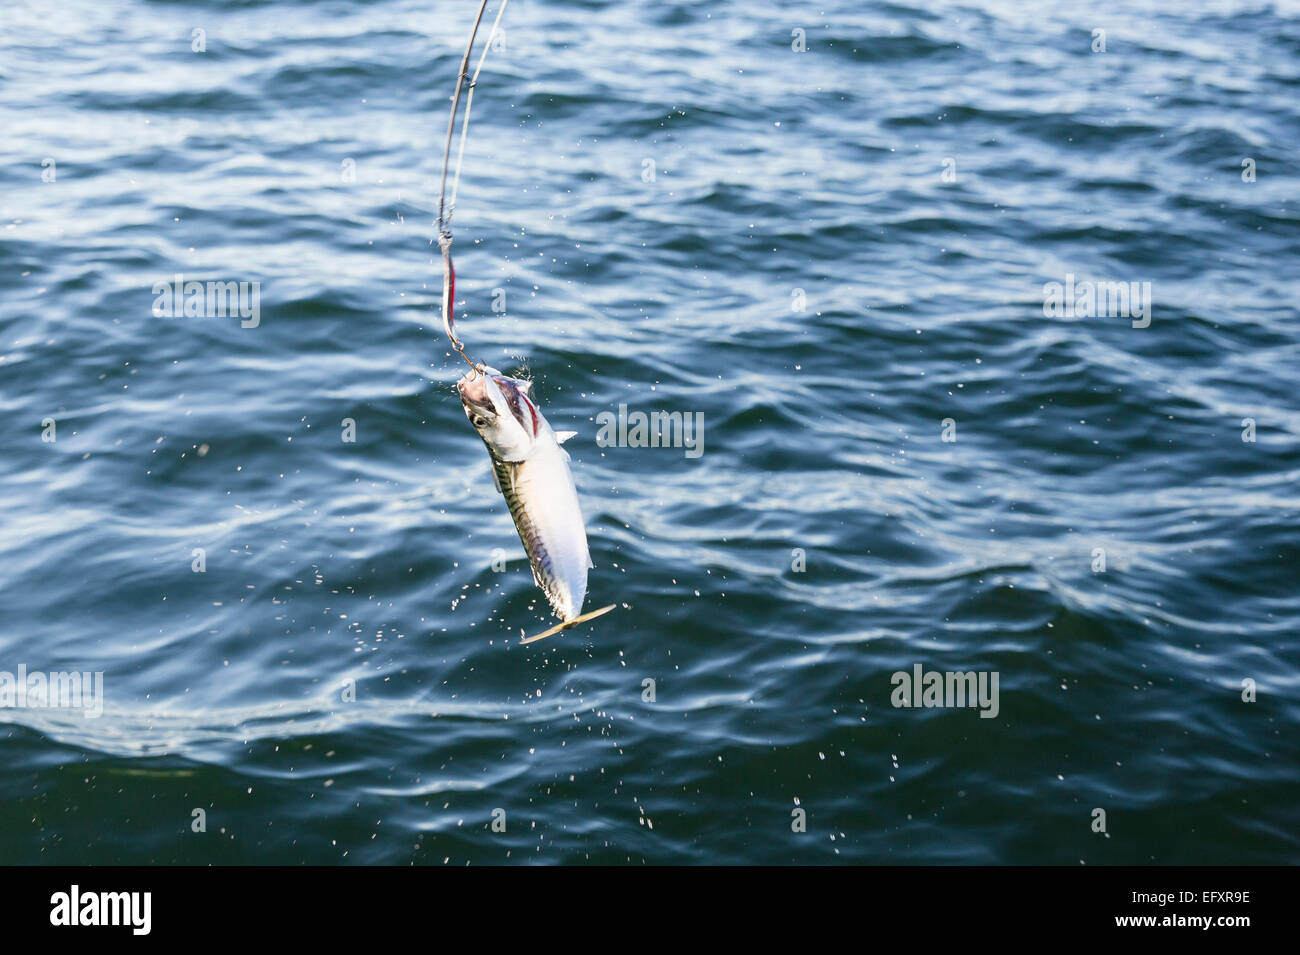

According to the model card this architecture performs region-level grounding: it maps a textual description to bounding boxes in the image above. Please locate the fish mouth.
[457,373,497,417]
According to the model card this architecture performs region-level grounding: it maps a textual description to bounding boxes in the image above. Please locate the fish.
[457,364,614,642]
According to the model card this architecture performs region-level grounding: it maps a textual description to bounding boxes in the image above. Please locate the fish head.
[457,364,541,461]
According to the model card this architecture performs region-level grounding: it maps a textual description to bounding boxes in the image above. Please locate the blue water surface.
[0,0,1297,864]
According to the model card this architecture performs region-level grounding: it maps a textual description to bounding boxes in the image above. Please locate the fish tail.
[519,604,616,646]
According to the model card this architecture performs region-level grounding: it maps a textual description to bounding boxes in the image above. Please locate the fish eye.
[472,414,488,428]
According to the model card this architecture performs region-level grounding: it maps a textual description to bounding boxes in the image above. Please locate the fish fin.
[519,604,617,646]
[554,430,577,445]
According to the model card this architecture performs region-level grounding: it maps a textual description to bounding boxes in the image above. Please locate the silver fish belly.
[489,432,592,621]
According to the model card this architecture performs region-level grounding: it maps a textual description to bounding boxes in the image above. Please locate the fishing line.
[436,0,488,238]
[450,0,509,219]
[436,0,509,374]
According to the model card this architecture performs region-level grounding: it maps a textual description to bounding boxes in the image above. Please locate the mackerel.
[458,365,613,640]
